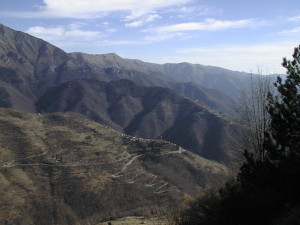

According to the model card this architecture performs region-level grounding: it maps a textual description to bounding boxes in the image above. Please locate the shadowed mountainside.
[0,23,241,163]
[35,79,239,162]
[0,108,230,225]
[168,82,238,116]
[0,23,238,116]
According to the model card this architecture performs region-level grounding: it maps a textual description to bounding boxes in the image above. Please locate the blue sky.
[0,0,299,73]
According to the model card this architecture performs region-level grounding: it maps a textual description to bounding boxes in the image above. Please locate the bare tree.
[238,67,275,161]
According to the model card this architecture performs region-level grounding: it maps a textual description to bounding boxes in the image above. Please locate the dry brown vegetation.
[0,108,230,225]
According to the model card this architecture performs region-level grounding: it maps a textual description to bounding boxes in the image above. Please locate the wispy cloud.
[289,15,300,21]
[179,43,295,54]
[279,27,300,34]
[26,25,102,42]
[25,24,148,52]
[140,18,266,42]
[95,40,146,46]
[8,0,190,19]
[176,5,222,18]
[125,14,161,28]
[144,32,185,41]
[155,18,259,32]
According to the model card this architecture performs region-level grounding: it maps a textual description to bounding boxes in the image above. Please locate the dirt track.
[98,216,168,225]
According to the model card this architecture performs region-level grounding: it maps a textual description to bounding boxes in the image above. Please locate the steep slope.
[0,24,170,114]
[0,108,230,225]
[36,79,238,162]
[168,82,238,116]
[0,23,71,112]
[0,66,38,112]
[0,24,171,88]
[0,23,239,117]
[0,23,69,84]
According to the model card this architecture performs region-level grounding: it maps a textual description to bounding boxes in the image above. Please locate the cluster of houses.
[121,134,179,152]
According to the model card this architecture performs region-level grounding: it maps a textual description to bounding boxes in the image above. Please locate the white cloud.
[124,10,152,21]
[27,26,64,37]
[179,43,295,55]
[279,27,300,34]
[144,32,184,41]
[26,25,102,42]
[288,27,300,33]
[99,22,117,32]
[156,18,256,32]
[289,15,300,21]
[125,14,161,27]
[95,40,145,46]
[68,22,85,30]
[25,25,147,52]
[126,21,144,28]
[141,18,259,42]
[157,42,299,74]
[107,28,118,33]
[177,5,222,18]
[145,14,161,22]
[17,0,190,18]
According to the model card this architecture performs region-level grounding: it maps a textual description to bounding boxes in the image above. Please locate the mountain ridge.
[1,23,247,99]
[0,23,239,116]
[69,51,249,99]
[0,23,241,163]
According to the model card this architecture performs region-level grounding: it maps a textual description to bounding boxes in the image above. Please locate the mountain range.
[0,23,244,114]
[0,23,250,224]
[0,23,244,163]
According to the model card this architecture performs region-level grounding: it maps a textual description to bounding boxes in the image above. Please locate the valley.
[0,23,248,224]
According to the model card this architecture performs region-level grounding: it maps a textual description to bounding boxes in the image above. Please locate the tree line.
[174,45,300,225]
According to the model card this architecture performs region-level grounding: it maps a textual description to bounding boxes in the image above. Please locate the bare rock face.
[0,108,230,225]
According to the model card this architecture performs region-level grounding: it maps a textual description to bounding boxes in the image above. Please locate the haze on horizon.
[0,0,299,74]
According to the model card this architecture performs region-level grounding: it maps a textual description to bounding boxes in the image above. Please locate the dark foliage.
[176,45,300,225]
